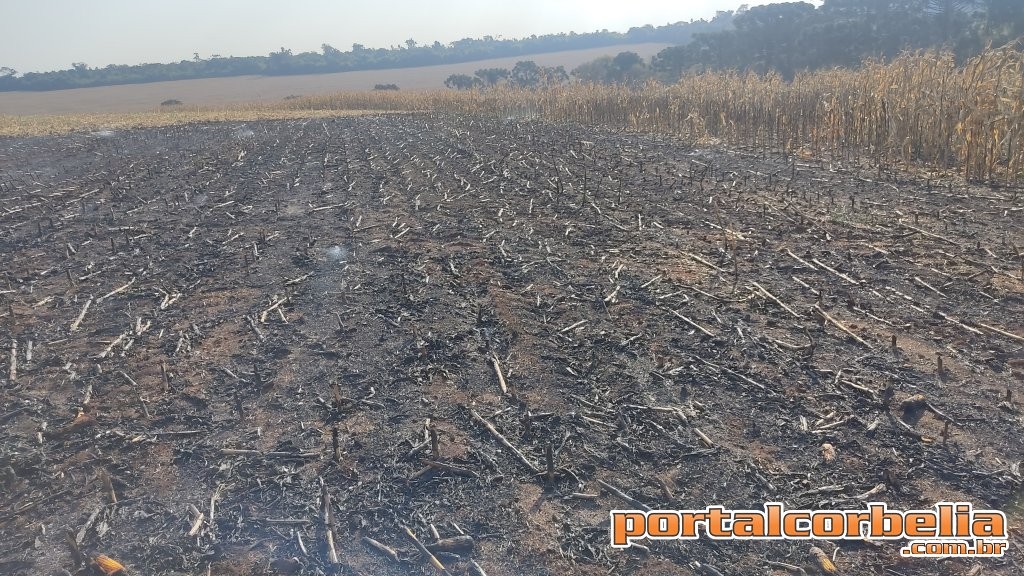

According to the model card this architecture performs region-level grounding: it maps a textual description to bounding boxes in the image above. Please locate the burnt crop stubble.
[0,113,1022,575]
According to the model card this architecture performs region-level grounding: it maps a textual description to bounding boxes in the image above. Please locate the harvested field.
[0,113,1023,576]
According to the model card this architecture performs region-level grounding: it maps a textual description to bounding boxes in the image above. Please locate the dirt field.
[0,44,670,116]
[0,113,1022,576]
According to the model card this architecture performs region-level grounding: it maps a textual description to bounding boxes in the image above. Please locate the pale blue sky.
[0,1,792,74]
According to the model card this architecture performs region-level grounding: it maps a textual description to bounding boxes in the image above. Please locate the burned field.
[0,113,1023,576]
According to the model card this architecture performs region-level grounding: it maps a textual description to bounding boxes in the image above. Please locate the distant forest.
[0,18,729,92]
[1,0,1021,92]
[650,0,1023,80]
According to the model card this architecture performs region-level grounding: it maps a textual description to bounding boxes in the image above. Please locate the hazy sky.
[2,1,792,74]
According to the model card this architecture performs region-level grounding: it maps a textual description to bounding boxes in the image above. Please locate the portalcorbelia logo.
[610,502,1008,558]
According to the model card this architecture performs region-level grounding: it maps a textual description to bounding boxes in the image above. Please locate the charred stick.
[332,427,341,463]
[751,281,800,318]
[160,361,169,391]
[427,535,475,554]
[913,276,946,298]
[101,470,117,504]
[70,298,93,332]
[684,251,726,273]
[8,339,16,383]
[429,425,440,459]
[96,277,136,303]
[596,479,652,512]
[559,319,588,334]
[887,411,932,443]
[934,310,983,335]
[692,356,767,391]
[362,536,400,562]
[424,460,479,478]
[469,559,489,576]
[259,297,286,323]
[187,503,204,537]
[321,481,339,564]
[975,321,1024,343]
[811,258,858,285]
[468,407,541,474]
[545,442,555,484]
[813,305,873,349]
[669,310,716,338]
[404,526,447,573]
[65,530,85,567]
[764,560,806,574]
[693,427,715,448]
[899,221,956,245]
[491,353,509,395]
[97,332,128,359]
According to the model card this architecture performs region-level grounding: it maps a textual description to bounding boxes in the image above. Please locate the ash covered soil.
[0,114,1022,576]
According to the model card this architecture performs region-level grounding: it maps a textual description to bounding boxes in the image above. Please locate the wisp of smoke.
[326,245,347,264]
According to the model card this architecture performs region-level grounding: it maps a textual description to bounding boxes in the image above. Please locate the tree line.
[539,0,1022,87]
[444,53,648,89]
[445,62,570,90]
[0,18,730,92]
[650,0,1024,81]
[428,0,1024,91]
[4,1,1019,92]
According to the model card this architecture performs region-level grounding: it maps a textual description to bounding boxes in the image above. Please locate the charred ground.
[0,114,1022,576]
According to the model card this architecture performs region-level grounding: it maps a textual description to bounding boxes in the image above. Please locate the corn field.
[284,44,1024,183]
[2,45,1020,182]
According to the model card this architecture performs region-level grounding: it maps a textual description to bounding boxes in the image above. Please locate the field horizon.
[0,43,669,116]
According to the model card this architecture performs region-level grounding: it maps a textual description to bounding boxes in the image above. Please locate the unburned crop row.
[284,44,1024,183]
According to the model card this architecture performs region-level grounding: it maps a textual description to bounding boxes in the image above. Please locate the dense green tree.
[444,74,480,90]
[573,51,651,85]
[474,67,509,86]
[653,0,1018,82]
[612,51,643,71]
[541,65,569,85]
[510,61,543,87]
[572,56,616,83]
[0,67,16,90]
[731,2,817,76]
[982,0,1024,41]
